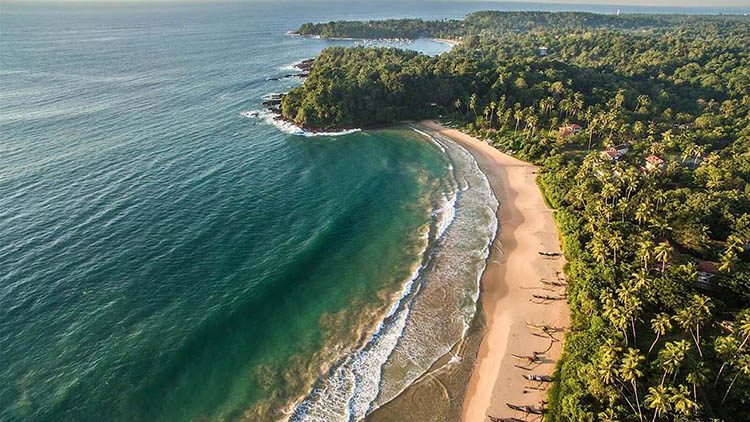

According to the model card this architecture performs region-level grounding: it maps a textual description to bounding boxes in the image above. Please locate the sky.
[508,0,749,7]
[3,0,748,7]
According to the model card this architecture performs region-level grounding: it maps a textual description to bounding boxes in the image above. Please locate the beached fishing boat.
[523,374,553,382]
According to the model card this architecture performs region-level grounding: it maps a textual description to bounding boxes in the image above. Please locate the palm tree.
[497,95,506,117]
[653,190,667,212]
[715,311,750,384]
[592,236,609,264]
[681,144,695,166]
[722,354,750,403]
[619,348,645,422]
[645,385,671,422]
[692,295,713,357]
[686,362,709,400]
[693,145,706,167]
[489,101,497,129]
[609,232,625,264]
[469,93,478,120]
[658,340,690,386]
[633,121,645,136]
[597,339,641,413]
[454,98,462,115]
[598,408,620,422]
[601,181,619,207]
[670,384,699,416]
[635,94,650,113]
[650,218,672,237]
[559,98,570,119]
[733,310,750,354]
[503,108,512,129]
[623,170,639,200]
[598,345,620,386]
[681,144,705,168]
[676,296,712,358]
[718,248,738,273]
[675,308,701,358]
[525,114,538,139]
[573,92,584,118]
[602,290,630,345]
[654,242,671,272]
[587,115,598,150]
[637,239,655,270]
[714,335,741,386]
[649,313,673,355]
[620,285,643,342]
[514,109,523,133]
[635,203,651,227]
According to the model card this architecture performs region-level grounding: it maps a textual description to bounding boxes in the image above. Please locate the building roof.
[602,150,619,160]
[646,155,665,165]
[559,124,582,137]
[611,144,629,152]
[696,259,719,274]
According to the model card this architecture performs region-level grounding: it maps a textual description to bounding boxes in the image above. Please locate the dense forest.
[283,11,750,422]
[295,11,750,40]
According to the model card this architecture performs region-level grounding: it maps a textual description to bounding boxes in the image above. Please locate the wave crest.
[241,110,361,137]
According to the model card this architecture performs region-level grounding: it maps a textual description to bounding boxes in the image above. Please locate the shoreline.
[431,37,460,47]
[417,121,569,422]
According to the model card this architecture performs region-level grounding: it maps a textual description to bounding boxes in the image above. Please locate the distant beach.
[431,38,460,47]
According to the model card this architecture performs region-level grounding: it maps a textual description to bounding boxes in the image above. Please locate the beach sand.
[431,38,460,47]
[418,121,569,422]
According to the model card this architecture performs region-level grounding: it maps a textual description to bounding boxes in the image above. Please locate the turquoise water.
[0,3,463,421]
[2,2,743,422]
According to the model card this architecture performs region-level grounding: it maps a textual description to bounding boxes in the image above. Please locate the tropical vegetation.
[284,11,750,422]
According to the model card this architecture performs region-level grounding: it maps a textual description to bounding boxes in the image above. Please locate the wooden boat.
[506,403,544,415]
[526,322,553,331]
[540,279,567,287]
[523,374,553,382]
[488,417,525,422]
[532,294,566,301]
[512,353,541,363]
[538,251,561,257]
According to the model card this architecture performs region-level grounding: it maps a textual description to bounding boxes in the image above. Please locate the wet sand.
[418,121,569,422]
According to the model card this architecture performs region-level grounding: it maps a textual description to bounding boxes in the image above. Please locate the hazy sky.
[5,0,749,7]
[508,0,749,7]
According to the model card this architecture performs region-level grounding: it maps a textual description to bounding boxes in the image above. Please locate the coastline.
[417,121,569,422]
[431,37,460,47]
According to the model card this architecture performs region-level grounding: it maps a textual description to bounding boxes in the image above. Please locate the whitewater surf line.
[241,110,362,137]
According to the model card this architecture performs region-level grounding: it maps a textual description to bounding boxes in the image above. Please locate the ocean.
[1,2,745,422]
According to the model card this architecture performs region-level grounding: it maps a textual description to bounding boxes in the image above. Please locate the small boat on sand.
[506,403,544,415]
[523,374,553,382]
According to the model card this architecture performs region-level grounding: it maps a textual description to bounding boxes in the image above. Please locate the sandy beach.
[431,38,460,47]
[418,121,569,422]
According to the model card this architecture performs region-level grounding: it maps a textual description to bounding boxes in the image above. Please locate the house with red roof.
[645,155,666,171]
[558,124,582,138]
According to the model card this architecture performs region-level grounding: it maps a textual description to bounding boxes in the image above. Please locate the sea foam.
[241,110,361,137]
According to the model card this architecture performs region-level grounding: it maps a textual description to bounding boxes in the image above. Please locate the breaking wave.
[279,60,308,71]
[240,110,361,137]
